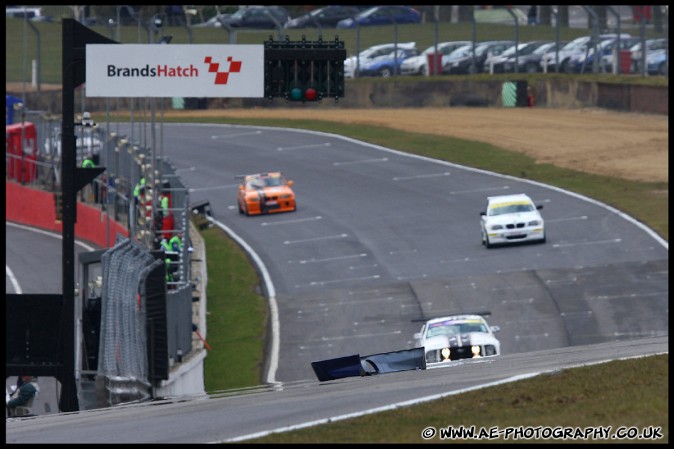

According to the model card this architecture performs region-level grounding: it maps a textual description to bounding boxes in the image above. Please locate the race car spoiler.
[411,310,492,323]
[311,347,426,382]
[235,172,282,180]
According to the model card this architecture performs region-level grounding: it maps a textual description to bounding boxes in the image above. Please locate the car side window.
[393,6,407,18]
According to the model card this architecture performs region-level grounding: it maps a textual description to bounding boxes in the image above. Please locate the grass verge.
[199,225,267,392]
[246,355,669,443]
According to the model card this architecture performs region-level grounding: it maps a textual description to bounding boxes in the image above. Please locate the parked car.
[643,49,668,76]
[444,41,514,75]
[598,37,643,73]
[541,38,587,73]
[524,41,568,73]
[541,34,631,73]
[630,38,667,72]
[6,6,55,23]
[480,193,545,249]
[485,40,550,73]
[336,5,421,29]
[569,37,640,73]
[236,172,296,216]
[214,6,290,29]
[357,46,419,77]
[414,313,501,364]
[344,42,416,78]
[284,5,364,29]
[400,41,470,76]
[440,44,472,74]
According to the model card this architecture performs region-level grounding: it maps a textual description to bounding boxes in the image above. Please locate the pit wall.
[6,180,206,400]
[5,181,129,246]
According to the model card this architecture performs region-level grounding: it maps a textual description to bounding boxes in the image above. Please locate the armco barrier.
[6,181,129,247]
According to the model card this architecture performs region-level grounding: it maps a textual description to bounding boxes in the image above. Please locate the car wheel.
[483,232,493,249]
[525,62,538,73]
[561,59,573,74]
[378,67,392,78]
[421,64,429,76]
[238,202,244,215]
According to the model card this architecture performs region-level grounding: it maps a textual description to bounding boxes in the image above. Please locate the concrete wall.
[5,181,129,247]
[10,79,668,115]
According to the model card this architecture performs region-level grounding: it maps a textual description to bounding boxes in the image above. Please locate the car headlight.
[280,194,293,199]
[440,347,451,361]
[489,224,503,231]
[471,345,481,357]
[527,220,541,226]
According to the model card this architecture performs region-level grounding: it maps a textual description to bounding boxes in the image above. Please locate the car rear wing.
[411,310,492,323]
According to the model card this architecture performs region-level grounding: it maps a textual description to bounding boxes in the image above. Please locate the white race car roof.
[425,314,488,326]
[486,193,533,205]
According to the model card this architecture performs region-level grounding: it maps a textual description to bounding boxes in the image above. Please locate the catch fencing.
[6,110,197,404]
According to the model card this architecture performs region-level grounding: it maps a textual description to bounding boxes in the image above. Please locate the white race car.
[480,193,545,248]
[414,313,501,364]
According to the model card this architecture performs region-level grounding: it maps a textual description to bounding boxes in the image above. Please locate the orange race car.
[236,172,296,216]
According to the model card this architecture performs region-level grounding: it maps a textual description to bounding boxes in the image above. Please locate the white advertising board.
[85,44,264,98]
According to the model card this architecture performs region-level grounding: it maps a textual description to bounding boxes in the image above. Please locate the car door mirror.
[287,180,294,187]
[490,325,500,333]
[413,332,422,340]
[536,205,543,210]
[480,211,486,216]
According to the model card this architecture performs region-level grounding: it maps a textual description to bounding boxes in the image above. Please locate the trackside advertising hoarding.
[85,44,264,98]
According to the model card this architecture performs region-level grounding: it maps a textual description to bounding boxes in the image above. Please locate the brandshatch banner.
[86,44,264,98]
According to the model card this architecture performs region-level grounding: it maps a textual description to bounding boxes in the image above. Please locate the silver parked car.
[400,41,471,76]
[344,42,416,78]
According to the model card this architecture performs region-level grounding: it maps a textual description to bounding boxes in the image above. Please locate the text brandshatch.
[107,64,199,77]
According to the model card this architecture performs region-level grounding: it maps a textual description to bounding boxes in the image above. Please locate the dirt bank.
[160,107,669,184]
